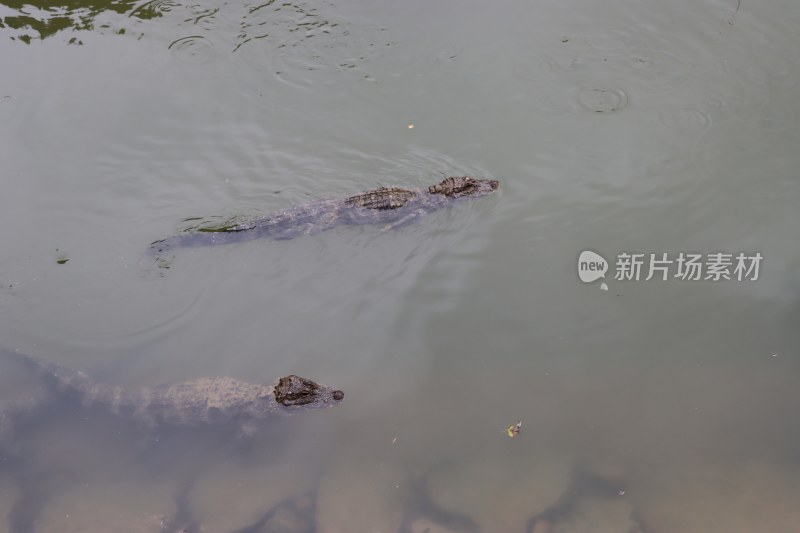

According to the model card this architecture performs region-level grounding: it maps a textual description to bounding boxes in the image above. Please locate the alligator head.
[273,374,345,409]
[428,176,499,198]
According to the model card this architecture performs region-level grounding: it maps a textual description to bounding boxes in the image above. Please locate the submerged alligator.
[0,350,343,441]
[149,176,499,253]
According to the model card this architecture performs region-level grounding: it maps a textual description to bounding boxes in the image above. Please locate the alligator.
[148,176,499,253]
[0,350,344,442]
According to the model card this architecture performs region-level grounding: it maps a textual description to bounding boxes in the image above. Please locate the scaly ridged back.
[345,187,418,210]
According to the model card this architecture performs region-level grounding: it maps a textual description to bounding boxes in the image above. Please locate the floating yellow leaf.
[506,421,522,438]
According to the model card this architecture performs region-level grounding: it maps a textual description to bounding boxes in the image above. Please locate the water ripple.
[658,108,712,132]
[627,49,692,93]
[702,127,800,201]
[584,27,645,51]
[577,86,628,113]
[129,0,178,19]
[231,0,379,86]
[167,35,219,63]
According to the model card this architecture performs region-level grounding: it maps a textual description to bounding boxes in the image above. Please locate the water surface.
[1,0,799,531]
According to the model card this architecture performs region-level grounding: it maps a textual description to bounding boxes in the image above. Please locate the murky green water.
[1,0,800,531]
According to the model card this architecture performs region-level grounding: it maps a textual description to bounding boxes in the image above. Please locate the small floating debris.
[408,123,414,129]
[55,248,69,264]
[506,421,522,438]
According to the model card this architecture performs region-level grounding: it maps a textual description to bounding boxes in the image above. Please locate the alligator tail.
[0,350,138,413]
[147,226,274,255]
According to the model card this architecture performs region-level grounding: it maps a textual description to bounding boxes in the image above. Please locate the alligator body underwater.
[149,176,499,254]
[0,350,344,441]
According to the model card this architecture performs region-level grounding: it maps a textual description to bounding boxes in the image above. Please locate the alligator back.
[344,187,419,210]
